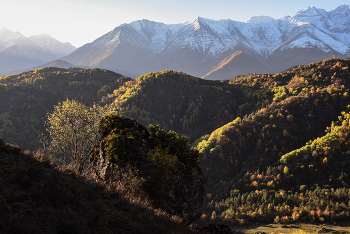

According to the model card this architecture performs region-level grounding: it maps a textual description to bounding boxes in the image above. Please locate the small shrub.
[274,215,280,223]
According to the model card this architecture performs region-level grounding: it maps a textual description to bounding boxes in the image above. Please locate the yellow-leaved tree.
[45,99,105,174]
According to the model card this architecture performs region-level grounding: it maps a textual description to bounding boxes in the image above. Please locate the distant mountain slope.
[202,51,273,80]
[63,5,350,79]
[2,59,76,76]
[29,34,76,57]
[0,28,76,74]
[0,28,57,73]
[35,59,75,69]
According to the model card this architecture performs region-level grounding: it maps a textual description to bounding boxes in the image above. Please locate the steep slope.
[0,139,197,234]
[202,51,273,80]
[62,5,350,79]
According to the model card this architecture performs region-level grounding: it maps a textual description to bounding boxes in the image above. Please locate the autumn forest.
[2,57,350,230]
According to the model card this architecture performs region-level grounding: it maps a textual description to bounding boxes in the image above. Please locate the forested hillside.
[196,57,350,224]
[69,57,350,224]
[90,57,350,224]
[0,67,131,150]
[2,57,350,226]
[103,70,273,141]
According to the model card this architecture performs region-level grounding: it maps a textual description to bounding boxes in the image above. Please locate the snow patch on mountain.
[282,35,329,52]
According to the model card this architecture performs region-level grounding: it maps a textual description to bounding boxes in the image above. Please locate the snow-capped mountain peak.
[333,4,350,11]
[184,17,205,31]
[0,28,23,43]
[62,4,350,79]
[297,6,317,14]
[294,6,328,20]
[0,28,28,52]
[329,5,350,23]
[192,17,202,31]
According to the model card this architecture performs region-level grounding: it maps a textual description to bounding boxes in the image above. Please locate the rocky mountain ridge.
[62,5,350,79]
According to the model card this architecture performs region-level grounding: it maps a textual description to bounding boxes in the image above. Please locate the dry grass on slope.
[0,138,198,234]
[202,51,242,79]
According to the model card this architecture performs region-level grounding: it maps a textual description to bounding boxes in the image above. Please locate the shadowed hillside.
[0,138,199,234]
[103,70,275,142]
[0,67,131,150]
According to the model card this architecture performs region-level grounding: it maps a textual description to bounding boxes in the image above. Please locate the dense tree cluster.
[97,114,202,207]
[101,114,200,168]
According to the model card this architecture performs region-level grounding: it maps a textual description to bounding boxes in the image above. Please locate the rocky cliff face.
[90,115,206,223]
[158,160,206,223]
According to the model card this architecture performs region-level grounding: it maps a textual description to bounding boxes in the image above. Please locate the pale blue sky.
[0,0,347,47]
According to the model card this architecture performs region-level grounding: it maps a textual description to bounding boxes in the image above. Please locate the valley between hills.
[2,56,350,233]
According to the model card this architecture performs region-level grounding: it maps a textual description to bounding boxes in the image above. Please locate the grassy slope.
[0,138,198,234]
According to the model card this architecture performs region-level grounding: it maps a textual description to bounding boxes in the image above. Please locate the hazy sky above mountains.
[0,0,347,47]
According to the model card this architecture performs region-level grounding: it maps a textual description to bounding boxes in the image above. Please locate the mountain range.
[60,5,350,80]
[0,28,76,74]
[1,5,350,80]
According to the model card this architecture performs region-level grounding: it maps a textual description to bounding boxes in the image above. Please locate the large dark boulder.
[90,115,206,224]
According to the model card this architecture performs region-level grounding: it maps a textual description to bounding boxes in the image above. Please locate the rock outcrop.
[90,115,206,224]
